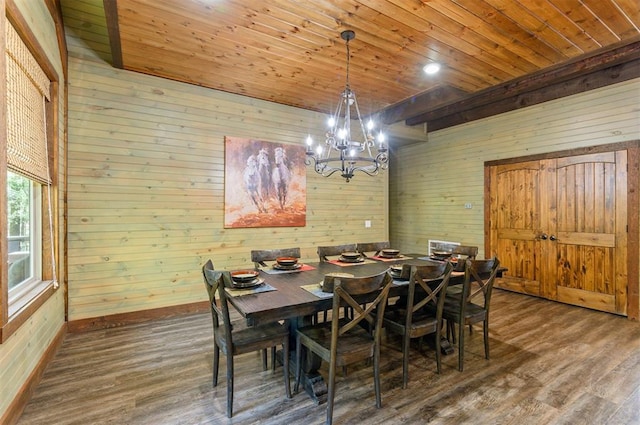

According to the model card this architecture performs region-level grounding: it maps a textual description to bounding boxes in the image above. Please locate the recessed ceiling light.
[423,63,441,75]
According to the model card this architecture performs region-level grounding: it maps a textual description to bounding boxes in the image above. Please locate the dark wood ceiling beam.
[379,86,469,125]
[398,37,640,130]
[418,57,640,133]
[103,0,123,68]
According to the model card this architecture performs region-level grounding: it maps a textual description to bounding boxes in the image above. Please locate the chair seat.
[297,319,374,367]
[221,321,289,355]
[442,299,487,324]
[383,308,438,337]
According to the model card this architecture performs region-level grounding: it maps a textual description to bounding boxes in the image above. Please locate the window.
[1,14,59,342]
[7,171,42,307]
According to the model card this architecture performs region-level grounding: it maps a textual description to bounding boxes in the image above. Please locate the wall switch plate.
[365,220,371,228]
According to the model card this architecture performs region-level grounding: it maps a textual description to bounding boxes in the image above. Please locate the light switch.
[365,220,372,228]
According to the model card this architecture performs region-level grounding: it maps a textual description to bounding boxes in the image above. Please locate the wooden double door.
[487,150,628,315]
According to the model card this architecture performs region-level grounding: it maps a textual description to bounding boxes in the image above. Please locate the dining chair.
[382,262,453,388]
[442,257,500,372]
[355,241,391,257]
[452,245,478,260]
[202,260,291,417]
[316,243,358,322]
[317,243,357,262]
[294,270,393,425]
[251,247,301,270]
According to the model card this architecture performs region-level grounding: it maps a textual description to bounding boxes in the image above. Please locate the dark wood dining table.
[225,254,465,404]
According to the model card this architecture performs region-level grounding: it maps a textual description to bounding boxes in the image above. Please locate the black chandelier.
[304,30,388,182]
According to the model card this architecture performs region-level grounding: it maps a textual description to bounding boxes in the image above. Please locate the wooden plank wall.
[63,0,399,321]
[389,77,640,308]
[0,0,67,421]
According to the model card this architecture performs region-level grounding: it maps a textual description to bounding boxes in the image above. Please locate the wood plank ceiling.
[104,0,640,131]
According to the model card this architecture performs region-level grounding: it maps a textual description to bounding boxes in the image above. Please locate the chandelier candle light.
[304,30,388,182]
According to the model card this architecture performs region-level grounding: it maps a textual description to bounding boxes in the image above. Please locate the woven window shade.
[6,21,51,184]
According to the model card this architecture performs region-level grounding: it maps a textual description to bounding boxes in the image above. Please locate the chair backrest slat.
[400,263,452,335]
[331,271,393,337]
[461,257,500,309]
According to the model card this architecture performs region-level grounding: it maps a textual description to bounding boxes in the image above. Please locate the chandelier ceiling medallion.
[304,30,388,183]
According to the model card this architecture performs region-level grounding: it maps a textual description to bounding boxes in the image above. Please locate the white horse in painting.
[271,147,290,210]
[257,147,271,202]
[243,154,267,213]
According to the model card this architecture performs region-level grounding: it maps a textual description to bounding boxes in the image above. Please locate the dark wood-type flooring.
[17,290,640,424]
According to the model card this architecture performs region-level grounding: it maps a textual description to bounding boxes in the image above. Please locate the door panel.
[491,161,542,296]
[489,151,628,315]
[551,152,626,314]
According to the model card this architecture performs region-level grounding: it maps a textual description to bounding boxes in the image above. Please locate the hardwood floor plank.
[16,290,640,425]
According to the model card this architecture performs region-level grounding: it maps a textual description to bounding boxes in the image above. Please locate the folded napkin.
[300,283,334,299]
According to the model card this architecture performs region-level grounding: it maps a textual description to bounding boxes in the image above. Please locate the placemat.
[300,283,334,299]
[327,259,377,267]
[261,264,316,275]
[225,283,277,297]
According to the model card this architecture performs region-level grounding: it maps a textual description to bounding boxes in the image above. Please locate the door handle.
[539,233,548,240]
[549,235,557,241]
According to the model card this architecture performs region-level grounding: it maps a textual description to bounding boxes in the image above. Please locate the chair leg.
[226,354,234,418]
[213,344,220,386]
[483,320,490,360]
[261,349,268,371]
[447,321,456,344]
[283,339,292,398]
[271,346,277,372]
[326,353,337,425]
[435,327,442,375]
[374,343,382,408]
[294,335,302,393]
[457,321,465,372]
[402,333,410,389]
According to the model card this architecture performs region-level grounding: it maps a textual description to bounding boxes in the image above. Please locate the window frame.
[1,7,60,343]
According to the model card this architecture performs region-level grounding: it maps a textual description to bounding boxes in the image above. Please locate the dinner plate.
[273,263,303,270]
[381,249,400,257]
[340,252,362,259]
[231,270,259,282]
[338,255,364,263]
[231,277,264,289]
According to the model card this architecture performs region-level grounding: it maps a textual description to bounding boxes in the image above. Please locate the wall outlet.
[464,203,473,209]
[365,220,371,228]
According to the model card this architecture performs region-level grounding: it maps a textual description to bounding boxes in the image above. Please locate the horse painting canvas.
[224,136,306,228]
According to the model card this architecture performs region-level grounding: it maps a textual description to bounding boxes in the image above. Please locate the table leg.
[276,315,329,405]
